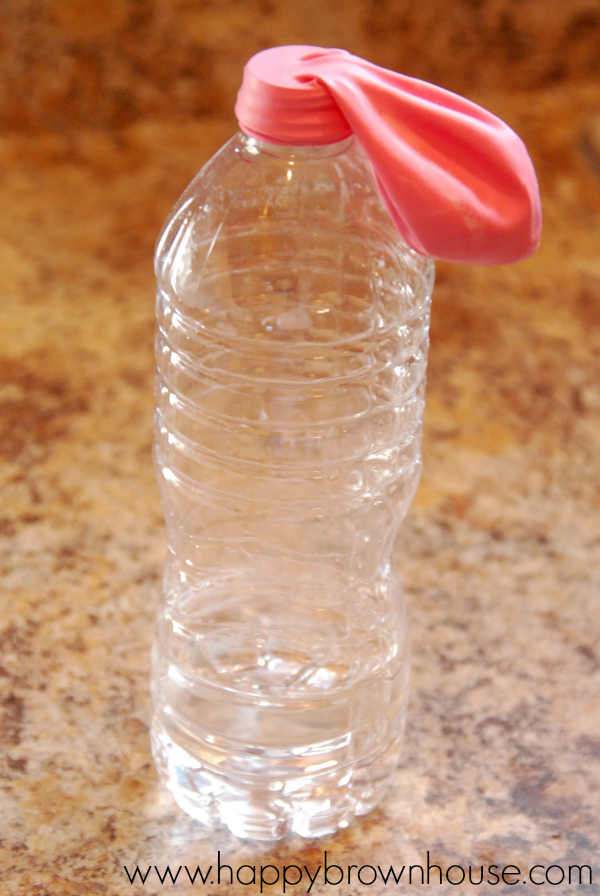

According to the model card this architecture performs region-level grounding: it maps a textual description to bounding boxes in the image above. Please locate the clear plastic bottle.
[151,130,434,840]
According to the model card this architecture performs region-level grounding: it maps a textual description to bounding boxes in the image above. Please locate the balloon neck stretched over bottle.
[235,45,352,146]
[235,45,542,267]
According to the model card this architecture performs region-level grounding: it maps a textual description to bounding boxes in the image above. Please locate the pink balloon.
[235,46,541,266]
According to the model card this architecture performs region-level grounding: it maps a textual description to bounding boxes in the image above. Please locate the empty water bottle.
[150,46,541,840]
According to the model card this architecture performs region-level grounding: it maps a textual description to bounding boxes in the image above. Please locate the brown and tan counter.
[1,84,600,894]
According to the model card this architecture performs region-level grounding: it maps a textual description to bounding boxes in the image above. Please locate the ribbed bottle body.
[151,132,434,839]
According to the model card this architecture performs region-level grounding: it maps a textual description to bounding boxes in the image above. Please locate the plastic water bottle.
[150,46,540,841]
[151,128,433,840]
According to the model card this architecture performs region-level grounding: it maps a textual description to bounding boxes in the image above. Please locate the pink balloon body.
[235,45,542,266]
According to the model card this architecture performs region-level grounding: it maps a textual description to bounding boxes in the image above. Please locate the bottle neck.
[239,130,355,160]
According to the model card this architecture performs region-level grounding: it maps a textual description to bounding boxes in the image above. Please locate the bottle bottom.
[150,570,409,839]
[151,715,404,841]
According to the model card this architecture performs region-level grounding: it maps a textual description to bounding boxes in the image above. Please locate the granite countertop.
[1,84,600,895]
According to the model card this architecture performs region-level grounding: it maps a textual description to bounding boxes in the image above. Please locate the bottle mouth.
[235,45,352,146]
[240,132,356,158]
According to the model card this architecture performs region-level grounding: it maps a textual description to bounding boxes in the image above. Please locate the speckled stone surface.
[1,84,600,894]
[1,0,600,130]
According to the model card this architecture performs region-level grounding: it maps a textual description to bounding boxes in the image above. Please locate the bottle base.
[151,718,402,841]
